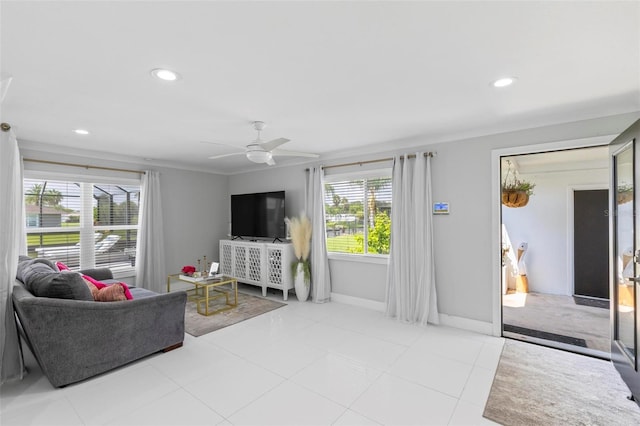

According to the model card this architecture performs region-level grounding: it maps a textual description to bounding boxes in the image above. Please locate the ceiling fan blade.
[266,157,276,166]
[208,152,246,160]
[272,148,319,158]
[260,137,290,152]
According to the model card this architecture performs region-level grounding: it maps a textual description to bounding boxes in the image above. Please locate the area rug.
[184,292,286,337]
[483,339,640,425]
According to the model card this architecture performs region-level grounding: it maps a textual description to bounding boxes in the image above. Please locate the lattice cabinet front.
[219,240,293,300]
[220,243,233,275]
[247,246,263,282]
[267,247,283,285]
[234,246,247,280]
[265,243,294,298]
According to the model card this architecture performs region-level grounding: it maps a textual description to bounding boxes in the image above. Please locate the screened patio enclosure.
[24,178,140,271]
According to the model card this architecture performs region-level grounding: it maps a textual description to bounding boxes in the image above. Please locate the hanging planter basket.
[501,159,535,209]
[502,190,530,208]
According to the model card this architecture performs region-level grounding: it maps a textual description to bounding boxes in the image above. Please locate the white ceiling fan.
[207,121,319,166]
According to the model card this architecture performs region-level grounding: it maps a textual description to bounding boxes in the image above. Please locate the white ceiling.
[1,1,639,174]
[505,146,609,175]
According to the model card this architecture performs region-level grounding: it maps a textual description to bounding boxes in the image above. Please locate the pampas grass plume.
[286,214,312,261]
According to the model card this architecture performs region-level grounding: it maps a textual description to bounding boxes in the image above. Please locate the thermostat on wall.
[433,202,450,215]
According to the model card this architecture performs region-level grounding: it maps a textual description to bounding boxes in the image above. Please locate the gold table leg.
[195,280,239,316]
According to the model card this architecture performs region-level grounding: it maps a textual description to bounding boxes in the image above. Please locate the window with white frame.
[24,176,140,272]
[324,171,392,255]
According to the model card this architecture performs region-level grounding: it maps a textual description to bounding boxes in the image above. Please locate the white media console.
[219,240,295,300]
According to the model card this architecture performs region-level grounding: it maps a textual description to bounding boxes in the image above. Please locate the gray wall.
[228,112,639,323]
[19,112,639,324]
[159,167,229,276]
[228,165,306,221]
[19,144,229,283]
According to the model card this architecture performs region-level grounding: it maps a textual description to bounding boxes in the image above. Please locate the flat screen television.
[231,191,286,240]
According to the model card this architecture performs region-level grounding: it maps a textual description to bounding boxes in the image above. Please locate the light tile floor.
[1,288,503,425]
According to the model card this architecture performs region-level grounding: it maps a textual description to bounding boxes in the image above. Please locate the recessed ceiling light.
[74,129,90,135]
[492,77,517,88]
[151,68,179,81]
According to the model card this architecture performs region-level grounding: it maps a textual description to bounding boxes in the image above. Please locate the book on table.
[179,274,224,283]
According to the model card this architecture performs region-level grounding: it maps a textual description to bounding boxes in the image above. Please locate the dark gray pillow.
[16,257,58,283]
[25,271,94,301]
[17,258,92,301]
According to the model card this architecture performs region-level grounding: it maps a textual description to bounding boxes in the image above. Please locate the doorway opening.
[500,146,611,359]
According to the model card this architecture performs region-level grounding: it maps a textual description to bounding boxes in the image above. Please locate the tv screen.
[231,191,286,239]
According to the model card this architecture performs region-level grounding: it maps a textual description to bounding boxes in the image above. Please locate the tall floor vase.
[294,262,309,302]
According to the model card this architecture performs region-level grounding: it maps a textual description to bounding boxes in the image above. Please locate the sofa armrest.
[78,268,113,281]
[12,284,186,387]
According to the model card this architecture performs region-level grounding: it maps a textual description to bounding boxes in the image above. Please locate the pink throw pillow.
[82,279,100,300]
[81,274,134,300]
[95,284,127,302]
[56,261,70,271]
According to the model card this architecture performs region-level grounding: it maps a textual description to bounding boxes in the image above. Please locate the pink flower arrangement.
[181,265,196,276]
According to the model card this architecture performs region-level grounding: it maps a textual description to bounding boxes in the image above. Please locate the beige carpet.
[184,291,285,337]
[483,339,640,425]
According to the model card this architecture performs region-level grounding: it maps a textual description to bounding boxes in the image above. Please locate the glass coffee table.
[167,274,238,316]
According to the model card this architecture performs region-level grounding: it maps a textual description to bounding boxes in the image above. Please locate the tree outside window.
[324,176,392,255]
[24,178,140,271]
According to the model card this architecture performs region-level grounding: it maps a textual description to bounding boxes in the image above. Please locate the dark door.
[611,118,640,405]
[574,189,609,299]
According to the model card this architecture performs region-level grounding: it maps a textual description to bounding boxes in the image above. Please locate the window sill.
[112,267,136,279]
[327,253,389,265]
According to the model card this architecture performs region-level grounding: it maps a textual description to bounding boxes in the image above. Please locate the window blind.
[24,176,140,272]
[324,175,392,255]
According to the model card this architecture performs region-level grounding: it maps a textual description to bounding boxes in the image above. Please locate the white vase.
[294,262,309,302]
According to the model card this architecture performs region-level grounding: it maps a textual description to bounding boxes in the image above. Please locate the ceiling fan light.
[150,68,180,81]
[492,76,517,88]
[246,150,272,164]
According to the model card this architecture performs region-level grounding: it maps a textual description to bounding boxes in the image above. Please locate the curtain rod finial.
[1,122,11,132]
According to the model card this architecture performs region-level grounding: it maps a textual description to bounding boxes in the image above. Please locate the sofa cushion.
[16,257,58,283]
[129,287,159,299]
[27,270,94,301]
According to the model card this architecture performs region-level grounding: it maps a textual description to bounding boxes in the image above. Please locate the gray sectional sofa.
[12,256,187,388]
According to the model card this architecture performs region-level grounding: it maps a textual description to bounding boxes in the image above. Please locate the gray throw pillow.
[16,257,57,283]
[27,271,94,301]
[17,258,93,301]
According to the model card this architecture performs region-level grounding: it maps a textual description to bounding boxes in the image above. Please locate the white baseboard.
[438,313,494,335]
[330,292,385,312]
[330,292,495,336]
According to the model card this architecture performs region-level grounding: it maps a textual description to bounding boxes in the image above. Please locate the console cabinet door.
[219,240,294,298]
[247,245,265,283]
[220,241,233,276]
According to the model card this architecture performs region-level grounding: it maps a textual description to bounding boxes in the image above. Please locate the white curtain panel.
[305,167,331,303]
[385,153,439,325]
[0,128,25,384]
[135,170,166,293]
